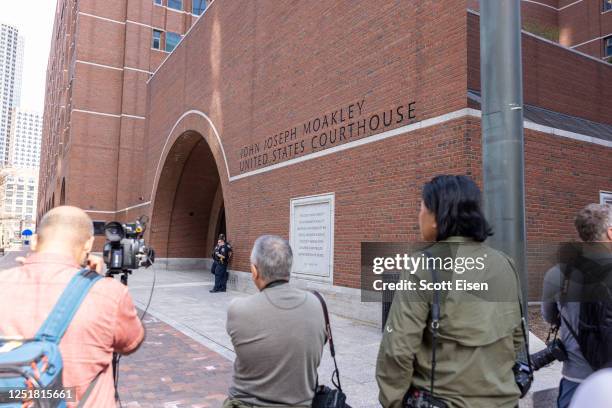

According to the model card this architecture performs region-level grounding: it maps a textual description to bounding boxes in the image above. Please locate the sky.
[1,0,56,113]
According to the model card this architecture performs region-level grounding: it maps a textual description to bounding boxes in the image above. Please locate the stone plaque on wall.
[290,193,334,283]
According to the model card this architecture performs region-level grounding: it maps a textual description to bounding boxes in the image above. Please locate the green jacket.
[376,237,524,408]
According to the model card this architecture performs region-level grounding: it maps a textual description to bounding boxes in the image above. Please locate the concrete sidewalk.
[126,263,562,408]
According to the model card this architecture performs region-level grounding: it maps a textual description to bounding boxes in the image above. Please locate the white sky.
[1,0,56,113]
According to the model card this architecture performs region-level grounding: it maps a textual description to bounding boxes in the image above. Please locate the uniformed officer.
[210,235,222,277]
[210,234,232,293]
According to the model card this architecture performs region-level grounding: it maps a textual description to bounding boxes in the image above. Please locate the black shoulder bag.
[311,291,351,408]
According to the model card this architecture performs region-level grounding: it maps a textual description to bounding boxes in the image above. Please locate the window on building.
[16,199,23,206]
[168,0,182,10]
[15,207,21,213]
[6,184,13,190]
[26,200,33,206]
[154,0,162,4]
[17,185,23,191]
[4,199,11,207]
[152,29,162,50]
[604,0,612,12]
[193,0,207,15]
[601,191,612,205]
[605,36,612,57]
[165,32,181,52]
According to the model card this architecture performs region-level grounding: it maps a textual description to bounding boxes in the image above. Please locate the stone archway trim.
[150,109,230,207]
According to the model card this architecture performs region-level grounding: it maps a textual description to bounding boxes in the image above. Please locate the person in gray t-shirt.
[224,235,326,407]
[541,203,612,408]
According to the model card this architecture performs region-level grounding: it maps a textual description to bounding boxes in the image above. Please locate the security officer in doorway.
[210,234,232,293]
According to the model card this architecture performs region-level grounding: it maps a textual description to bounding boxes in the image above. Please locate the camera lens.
[530,339,568,371]
[104,221,125,242]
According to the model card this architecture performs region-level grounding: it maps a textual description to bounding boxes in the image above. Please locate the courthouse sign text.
[238,100,416,173]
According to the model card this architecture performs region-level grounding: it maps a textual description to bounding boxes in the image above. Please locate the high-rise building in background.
[0,24,42,247]
[9,109,42,169]
[0,108,43,244]
[38,0,209,222]
[0,167,37,246]
[0,23,24,166]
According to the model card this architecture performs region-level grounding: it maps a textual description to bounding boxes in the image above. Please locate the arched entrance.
[150,131,225,258]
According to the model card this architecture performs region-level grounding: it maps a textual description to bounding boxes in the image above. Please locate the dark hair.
[422,175,493,242]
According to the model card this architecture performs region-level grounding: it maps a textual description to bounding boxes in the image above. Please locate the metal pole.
[479,0,528,306]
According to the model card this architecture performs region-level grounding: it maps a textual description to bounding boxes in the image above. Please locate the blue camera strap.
[35,269,103,344]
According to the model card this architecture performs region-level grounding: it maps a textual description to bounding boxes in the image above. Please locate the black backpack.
[562,253,612,370]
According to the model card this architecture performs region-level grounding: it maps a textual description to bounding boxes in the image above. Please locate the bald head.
[37,206,94,250]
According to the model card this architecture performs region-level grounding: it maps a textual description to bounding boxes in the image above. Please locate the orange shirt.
[0,252,145,407]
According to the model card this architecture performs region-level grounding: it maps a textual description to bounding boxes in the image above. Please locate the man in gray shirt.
[225,235,327,407]
[542,203,612,408]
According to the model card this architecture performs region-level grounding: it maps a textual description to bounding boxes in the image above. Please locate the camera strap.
[516,292,533,372]
[509,258,534,374]
[312,290,342,392]
[424,251,441,400]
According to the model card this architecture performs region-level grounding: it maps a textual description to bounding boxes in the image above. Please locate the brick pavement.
[118,311,232,408]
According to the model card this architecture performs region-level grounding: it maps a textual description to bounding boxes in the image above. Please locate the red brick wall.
[559,0,612,58]
[39,0,199,224]
[144,0,470,284]
[141,1,611,296]
[467,0,559,41]
[464,121,612,300]
[468,11,612,125]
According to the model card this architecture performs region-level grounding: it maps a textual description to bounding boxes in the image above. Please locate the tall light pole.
[479,0,528,306]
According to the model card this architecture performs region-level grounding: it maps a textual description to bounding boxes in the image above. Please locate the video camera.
[102,215,155,283]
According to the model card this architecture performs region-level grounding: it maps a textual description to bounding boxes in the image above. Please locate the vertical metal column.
[479,0,528,306]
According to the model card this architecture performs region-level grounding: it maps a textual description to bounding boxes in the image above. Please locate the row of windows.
[5,177,35,183]
[5,191,34,198]
[4,199,34,206]
[154,0,207,15]
[152,29,182,52]
[5,184,36,191]
[3,207,34,216]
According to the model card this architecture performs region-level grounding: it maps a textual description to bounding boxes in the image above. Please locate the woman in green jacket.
[376,175,524,408]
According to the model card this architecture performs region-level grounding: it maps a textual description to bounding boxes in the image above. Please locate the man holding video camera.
[541,203,612,408]
[0,206,145,407]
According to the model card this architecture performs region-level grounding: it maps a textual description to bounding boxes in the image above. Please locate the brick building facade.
[40,0,611,320]
[38,0,208,221]
[469,0,612,61]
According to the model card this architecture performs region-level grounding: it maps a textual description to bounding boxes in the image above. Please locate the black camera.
[102,215,155,279]
[512,360,533,397]
[403,387,448,408]
[530,338,568,371]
